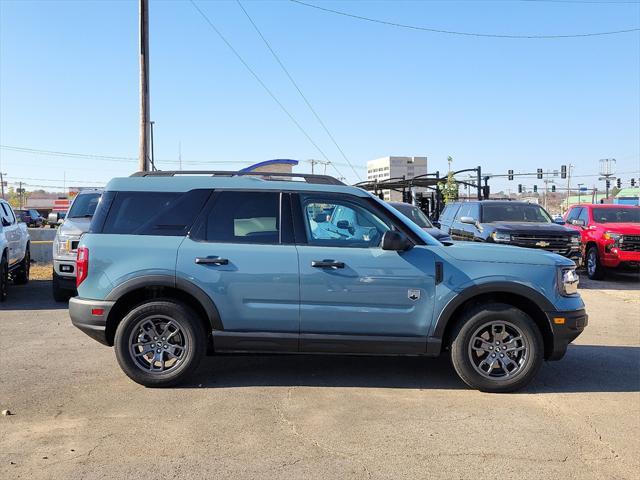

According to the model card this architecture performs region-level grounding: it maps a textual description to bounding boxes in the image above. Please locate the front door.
[176,190,300,351]
[295,193,435,354]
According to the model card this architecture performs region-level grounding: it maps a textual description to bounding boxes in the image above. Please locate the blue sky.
[1,0,639,193]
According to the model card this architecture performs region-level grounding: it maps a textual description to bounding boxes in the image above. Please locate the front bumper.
[69,297,115,346]
[545,308,588,360]
[601,248,640,269]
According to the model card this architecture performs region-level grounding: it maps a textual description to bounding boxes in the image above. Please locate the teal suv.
[69,171,587,392]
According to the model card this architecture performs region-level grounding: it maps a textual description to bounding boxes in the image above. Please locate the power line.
[188,0,345,179]
[236,0,361,181]
[290,0,640,38]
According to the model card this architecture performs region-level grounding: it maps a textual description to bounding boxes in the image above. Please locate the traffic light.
[632,178,636,187]
[616,178,621,189]
[402,190,412,203]
[551,185,556,193]
[537,168,543,179]
[606,180,611,189]
[483,185,490,199]
[508,169,514,181]
[561,165,567,179]
[533,185,538,193]
[518,184,523,193]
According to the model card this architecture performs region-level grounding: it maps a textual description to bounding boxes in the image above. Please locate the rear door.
[176,190,300,351]
[295,193,435,354]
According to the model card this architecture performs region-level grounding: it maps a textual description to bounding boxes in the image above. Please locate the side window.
[578,208,590,224]
[468,204,480,221]
[204,191,280,244]
[100,190,209,236]
[566,207,581,222]
[456,204,471,220]
[1,202,15,225]
[302,197,391,248]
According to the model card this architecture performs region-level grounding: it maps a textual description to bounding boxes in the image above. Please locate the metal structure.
[130,170,345,185]
[355,166,484,219]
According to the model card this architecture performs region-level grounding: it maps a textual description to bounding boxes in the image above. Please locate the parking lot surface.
[1,272,639,480]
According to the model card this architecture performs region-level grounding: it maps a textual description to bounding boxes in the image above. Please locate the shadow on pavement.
[0,279,67,311]
[186,344,639,393]
[579,270,640,291]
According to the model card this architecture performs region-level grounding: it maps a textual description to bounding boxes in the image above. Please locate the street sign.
[579,187,588,192]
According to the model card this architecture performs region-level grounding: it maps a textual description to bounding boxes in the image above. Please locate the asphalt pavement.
[1,272,639,479]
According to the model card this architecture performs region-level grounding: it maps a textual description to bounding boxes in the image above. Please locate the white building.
[366,156,428,202]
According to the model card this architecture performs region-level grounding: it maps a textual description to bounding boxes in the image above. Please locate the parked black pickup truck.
[438,200,582,266]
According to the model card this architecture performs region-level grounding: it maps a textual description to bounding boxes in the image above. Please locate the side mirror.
[460,216,477,226]
[381,230,413,251]
[570,219,585,227]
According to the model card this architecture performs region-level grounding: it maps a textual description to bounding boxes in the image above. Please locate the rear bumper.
[545,308,588,360]
[69,297,115,346]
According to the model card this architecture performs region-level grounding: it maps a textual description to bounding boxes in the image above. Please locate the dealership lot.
[1,273,638,480]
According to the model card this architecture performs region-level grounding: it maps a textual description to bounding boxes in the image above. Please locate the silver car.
[52,189,102,301]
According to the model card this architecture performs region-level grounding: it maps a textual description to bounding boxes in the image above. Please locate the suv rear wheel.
[450,303,543,393]
[114,300,206,387]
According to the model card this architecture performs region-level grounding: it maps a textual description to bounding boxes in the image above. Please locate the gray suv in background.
[52,189,102,301]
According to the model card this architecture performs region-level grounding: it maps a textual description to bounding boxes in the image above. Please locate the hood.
[593,223,640,235]
[441,242,574,267]
[487,222,575,234]
[58,217,92,237]
[422,227,451,242]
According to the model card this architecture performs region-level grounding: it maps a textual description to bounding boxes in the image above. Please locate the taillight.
[76,247,89,287]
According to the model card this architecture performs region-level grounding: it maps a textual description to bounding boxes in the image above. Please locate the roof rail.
[130,170,345,185]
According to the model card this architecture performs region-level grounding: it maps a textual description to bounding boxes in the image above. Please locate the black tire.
[13,247,30,285]
[114,300,207,387]
[0,254,8,302]
[450,303,544,393]
[52,271,72,302]
[586,245,605,280]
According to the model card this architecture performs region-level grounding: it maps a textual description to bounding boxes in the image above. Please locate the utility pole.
[138,0,151,172]
[566,163,572,211]
[0,171,6,200]
[18,181,23,209]
[577,183,584,204]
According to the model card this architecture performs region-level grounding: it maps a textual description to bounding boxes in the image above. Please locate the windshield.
[393,203,433,228]
[482,204,552,223]
[592,207,640,224]
[68,193,101,218]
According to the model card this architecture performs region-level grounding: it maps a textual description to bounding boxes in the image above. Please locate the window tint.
[481,204,551,223]
[592,207,640,224]
[456,203,473,220]
[393,203,433,228]
[565,207,581,222]
[577,208,590,224]
[441,203,459,222]
[68,193,102,218]
[203,191,280,244]
[100,190,209,235]
[303,198,390,248]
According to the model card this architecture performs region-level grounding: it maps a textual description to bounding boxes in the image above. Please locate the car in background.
[14,208,44,228]
[52,189,102,301]
[565,204,640,279]
[47,211,67,228]
[0,199,30,300]
[438,200,582,266]
[388,201,451,242]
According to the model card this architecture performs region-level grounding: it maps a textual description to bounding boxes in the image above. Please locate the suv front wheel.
[114,300,207,387]
[450,303,543,393]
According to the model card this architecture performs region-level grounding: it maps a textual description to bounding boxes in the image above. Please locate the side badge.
[408,289,420,301]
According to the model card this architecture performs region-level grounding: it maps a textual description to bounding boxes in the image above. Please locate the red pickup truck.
[564,204,640,279]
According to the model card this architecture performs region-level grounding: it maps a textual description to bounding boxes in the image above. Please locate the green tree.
[438,156,459,204]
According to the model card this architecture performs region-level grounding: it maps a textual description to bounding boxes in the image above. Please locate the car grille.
[620,235,640,252]
[509,234,572,254]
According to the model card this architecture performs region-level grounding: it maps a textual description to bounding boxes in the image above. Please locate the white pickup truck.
[0,199,31,301]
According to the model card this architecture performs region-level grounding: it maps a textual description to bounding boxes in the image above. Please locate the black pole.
[477,165,482,200]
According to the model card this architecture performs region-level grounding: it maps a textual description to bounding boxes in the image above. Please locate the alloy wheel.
[467,321,529,380]
[128,315,188,374]
[587,249,597,277]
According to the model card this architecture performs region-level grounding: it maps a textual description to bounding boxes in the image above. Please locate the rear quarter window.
[91,190,210,236]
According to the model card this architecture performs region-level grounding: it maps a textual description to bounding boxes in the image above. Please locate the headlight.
[558,267,579,296]
[491,231,511,243]
[603,232,621,244]
[54,234,76,256]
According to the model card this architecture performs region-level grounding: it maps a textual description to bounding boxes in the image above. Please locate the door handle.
[195,256,229,265]
[311,260,345,269]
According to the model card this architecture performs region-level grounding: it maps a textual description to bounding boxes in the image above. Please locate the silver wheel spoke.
[468,321,528,380]
[129,315,187,375]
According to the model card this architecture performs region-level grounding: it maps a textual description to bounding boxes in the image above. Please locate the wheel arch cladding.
[437,285,555,360]
[104,276,221,347]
